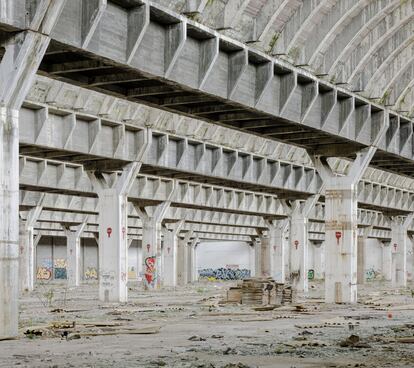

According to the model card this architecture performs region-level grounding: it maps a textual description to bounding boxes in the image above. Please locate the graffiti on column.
[307,269,314,280]
[54,259,67,279]
[198,268,251,280]
[144,256,157,287]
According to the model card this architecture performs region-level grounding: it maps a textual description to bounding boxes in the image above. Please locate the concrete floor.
[1,281,414,368]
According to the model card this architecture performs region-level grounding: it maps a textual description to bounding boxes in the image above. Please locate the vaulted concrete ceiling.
[153,0,414,118]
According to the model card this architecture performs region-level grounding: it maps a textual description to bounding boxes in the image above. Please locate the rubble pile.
[225,278,294,306]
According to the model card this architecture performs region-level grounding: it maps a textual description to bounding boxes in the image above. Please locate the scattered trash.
[188,335,206,341]
[339,335,370,348]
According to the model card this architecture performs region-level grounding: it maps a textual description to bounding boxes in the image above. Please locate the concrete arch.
[395,79,414,114]
[333,3,414,86]
[297,0,364,67]
[348,18,414,91]
[272,0,335,58]
[364,35,414,98]
[309,0,401,74]
[372,50,414,108]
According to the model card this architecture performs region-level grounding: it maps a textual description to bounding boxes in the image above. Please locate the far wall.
[196,241,252,271]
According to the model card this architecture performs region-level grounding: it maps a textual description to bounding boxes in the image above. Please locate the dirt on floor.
[1,280,414,368]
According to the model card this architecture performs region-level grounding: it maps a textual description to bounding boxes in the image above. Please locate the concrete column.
[357,236,365,285]
[408,236,414,282]
[253,238,261,277]
[88,162,142,302]
[177,231,193,286]
[0,6,67,335]
[313,242,325,279]
[19,198,44,293]
[248,242,256,276]
[188,237,198,283]
[356,226,371,285]
[259,234,271,277]
[312,147,378,303]
[382,242,392,281]
[265,220,289,282]
[290,214,308,292]
[19,222,34,293]
[135,202,171,290]
[161,220,184,287]
[63,219,88,288]
[390,215,413,287]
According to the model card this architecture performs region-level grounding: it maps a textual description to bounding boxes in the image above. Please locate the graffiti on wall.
[85,267,98,280]
[37,259,52,280]
[198,268,251,280]
[128,266,137,279]
[54,259,67,279]
[308,269,315,280]
[365,268,380,281]
[144,256,156,287]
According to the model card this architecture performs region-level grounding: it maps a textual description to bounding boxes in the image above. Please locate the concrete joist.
[1,0,410,179]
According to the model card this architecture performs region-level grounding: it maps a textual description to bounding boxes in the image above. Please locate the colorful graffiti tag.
[37,259,52,280]
[144,256,156,287]
[84,267,98,280]
[308,269,315,280]
[198,268,251,280]
[54,259,67,279]
[365,268,380,281]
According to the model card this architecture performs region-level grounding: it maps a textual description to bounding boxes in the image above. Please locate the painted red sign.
[335,231,342,244]
[294,240,299,249]
[107,227,112,238]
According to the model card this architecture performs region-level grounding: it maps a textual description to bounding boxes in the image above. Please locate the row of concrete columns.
[0,8,411,340]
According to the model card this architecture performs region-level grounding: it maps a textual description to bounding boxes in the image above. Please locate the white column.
[313,242,325,279]
[89,162,142,302]
[290,214,308,292]
[187,237,198,283]
[0,18,65,338]
[408,236,414,282]
[259,234,271,277]
[177,231,193,286]
[312,148,378,303]
[254,238,261,277]
[289,195,319,293]
[135,202,171,290]
[382,242,392,281]
[357,226,371,285]
[357,236,366,285]
[390,215,413,287]
[265,219,289,282]
[63,218,88,288]
[19,221,34,292]
[161,220,183,287]
[248,242,256,277]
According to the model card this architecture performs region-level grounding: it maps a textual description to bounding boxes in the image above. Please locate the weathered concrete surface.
[1,281,414,367]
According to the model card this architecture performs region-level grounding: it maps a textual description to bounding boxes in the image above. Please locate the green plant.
[44,288,54,307]
[267,32,280,53]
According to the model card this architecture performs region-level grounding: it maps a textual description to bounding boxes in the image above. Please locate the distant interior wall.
[196,241,251,272]
[36,236,142,282]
